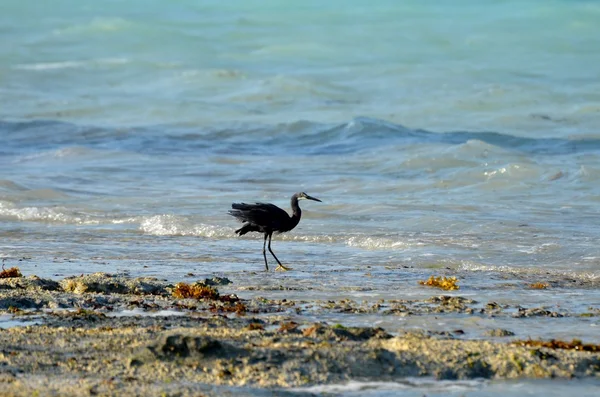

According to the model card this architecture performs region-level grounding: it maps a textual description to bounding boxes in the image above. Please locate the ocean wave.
[139,215,232,237]
[52,18,133,36]
[14,146,101,163]
[0,202,99,225]
[345,236,418,250]
[0,205,421,248]
[139,214,334,241]
[220,75,353,105]
[3,118,600,157]
[458,262,600,283]
[0,180,29,193]
[0,201,143,226]
[138,215,427,249]
[14,58,129,71]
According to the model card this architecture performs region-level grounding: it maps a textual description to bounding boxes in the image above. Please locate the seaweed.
[529,282,549,289]
[7,306,34,316]
[172,283,219,300]
[278,321,299,333]
[246,322,264,331]
[209,302,247,315]
[513,338,600,352]
[302,323,322,337]
[0,264,23,278]
[419,276,459,291]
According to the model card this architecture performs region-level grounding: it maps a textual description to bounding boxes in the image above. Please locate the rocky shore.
[1,272,599,396]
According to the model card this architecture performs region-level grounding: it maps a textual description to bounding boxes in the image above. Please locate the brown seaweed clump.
[529,282,549,289]
[0,265,23,279]
[513,339,600,352]
[419,275,460,291]
[172,282,220,300]
[278,321,300,334]
[209,302,247,315]
[246,322,264,331]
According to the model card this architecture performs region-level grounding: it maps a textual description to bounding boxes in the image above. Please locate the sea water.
[1,0,599,394]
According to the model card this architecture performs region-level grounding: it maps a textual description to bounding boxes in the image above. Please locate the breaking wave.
[0,202,100,225]
[139,215,231,237]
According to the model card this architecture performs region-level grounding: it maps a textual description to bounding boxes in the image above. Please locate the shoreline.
[1,272,599,396]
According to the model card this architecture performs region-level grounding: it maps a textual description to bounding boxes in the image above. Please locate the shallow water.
[0,314,40,329]
[1,0,599,394]
[291,379,600,397]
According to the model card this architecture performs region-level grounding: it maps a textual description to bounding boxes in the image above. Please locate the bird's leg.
[268,233,292,271]
[262,233,269,271]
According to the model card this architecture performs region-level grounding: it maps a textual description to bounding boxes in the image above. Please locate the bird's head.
[297,192,322,202]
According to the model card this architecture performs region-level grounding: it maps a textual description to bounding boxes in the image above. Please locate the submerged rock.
[486,329,516,337]
[513,307,564,318]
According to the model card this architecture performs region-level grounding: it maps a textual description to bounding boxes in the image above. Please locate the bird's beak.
[306,195,322,202]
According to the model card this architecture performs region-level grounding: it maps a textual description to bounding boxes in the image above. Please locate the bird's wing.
[229,202,290,230]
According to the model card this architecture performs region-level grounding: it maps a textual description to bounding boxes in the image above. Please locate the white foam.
[140,214,341,243]
[293,378,486,394]
[14,58,129,71]
[106,309,186,318]
[458,261,600,281]
[0,201,99,225]
[345,236,417,250]
[139,215,232,237]
[139,216,435,250]
[14,61,86,71]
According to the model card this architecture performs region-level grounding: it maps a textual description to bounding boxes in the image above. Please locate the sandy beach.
[1,271,598,396]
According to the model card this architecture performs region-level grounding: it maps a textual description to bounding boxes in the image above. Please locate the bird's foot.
[275,264,293,271]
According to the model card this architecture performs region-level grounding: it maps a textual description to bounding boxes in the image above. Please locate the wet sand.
[1,272,599,396]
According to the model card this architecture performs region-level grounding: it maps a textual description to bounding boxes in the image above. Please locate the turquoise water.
[2,0,599,130]
[1,1,599,394]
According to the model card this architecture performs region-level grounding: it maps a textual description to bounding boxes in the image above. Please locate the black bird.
[229,192,322,271]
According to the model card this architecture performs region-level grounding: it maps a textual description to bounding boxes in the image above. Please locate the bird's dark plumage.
[229,192,321,271]
[230,202,296,234]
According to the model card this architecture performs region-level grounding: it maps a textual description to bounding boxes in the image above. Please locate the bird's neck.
[290,196,302,226]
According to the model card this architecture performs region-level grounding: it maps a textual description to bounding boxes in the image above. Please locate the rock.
[198,277,232,287]
[0,275,60,291]
[302,323,391,341]
[60,273,169,295]
[138,334,246,362]
[486,329,516,337]
[61,273,129,294]
[125,277,169,295]
[0,296,45,309]
[513,308,564,318]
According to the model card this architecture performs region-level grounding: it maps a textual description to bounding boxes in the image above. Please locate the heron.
[228,192,322,271]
